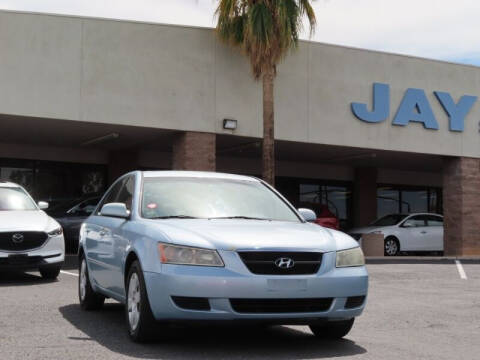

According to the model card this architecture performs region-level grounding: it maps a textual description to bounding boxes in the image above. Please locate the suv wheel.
[126,260,157,342]
[79,255,105,310]
[309,318,355,339]
[39,266,61,280]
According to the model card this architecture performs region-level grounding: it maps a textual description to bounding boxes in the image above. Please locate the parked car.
[314,205,340,230]
[47,196,101,253]
[349,213,444,256]
[78,171,368,342]
[0,181,65,279]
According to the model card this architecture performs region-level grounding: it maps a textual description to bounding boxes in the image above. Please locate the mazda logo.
[274,257,295,269]
[12,233,24,244]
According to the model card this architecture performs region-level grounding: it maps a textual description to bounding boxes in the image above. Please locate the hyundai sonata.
[78,171,368,342]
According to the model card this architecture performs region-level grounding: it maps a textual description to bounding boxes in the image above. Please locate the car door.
[425,215,444,251]
[84,179,124,291]
[98,175,135,296]
[400,215,429,251]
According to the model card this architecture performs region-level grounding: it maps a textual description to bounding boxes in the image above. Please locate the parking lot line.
[455,260,468,280]
[60,270,79,277]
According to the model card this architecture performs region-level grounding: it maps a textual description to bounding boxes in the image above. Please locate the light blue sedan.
[78,171,368,342]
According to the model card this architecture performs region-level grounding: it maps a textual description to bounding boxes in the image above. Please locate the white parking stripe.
[455,260,468,280]
[60,270,78,277]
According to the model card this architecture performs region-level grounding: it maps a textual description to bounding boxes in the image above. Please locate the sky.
[1,0,480,66]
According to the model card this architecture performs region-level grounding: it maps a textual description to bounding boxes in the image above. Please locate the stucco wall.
[1,10,479,158]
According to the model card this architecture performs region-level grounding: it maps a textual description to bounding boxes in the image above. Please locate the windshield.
[371,214,408,227]
[141,177,300,222]
[0,187,37,211]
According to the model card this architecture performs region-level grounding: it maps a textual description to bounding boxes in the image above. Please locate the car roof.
[141,171,259,182]
[0,181,21,188]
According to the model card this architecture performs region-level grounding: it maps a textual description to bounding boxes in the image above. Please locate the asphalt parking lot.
[1,260,479,360]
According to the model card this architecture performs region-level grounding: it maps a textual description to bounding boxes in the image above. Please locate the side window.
[116,176,135,211]
[403,215,427,227]
[96,179,124,215]
[426,215,443,227]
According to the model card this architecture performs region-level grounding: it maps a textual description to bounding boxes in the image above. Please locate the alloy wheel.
[79,259,87,301]
[385,239,398,256]
[127,273,141,331]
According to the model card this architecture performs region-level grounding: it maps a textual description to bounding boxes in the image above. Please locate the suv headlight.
[47,227,63,237]
[336,247,365,268]
[157,243,224,267]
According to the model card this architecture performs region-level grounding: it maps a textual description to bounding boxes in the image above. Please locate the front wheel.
[79,256,105,310]
[309,318,355,339]
[125,261,157,342]
[39,266,61,280]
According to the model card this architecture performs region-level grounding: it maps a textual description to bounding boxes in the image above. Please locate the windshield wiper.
[149,215,199,219]
[209,216,270,221]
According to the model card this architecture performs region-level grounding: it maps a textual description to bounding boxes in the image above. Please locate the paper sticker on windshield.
[147,203,157,209]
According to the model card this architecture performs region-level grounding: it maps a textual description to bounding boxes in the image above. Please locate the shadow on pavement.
[0,271,57,287]
[59,303,367,359]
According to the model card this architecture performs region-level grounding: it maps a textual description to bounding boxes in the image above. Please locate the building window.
[0,158,107,208]
[377,185,441,218]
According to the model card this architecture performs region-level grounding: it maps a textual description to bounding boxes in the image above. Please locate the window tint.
[426,215,443,227]
[116,176,135,211]
[403,215,427,227]
[96,179,124,215]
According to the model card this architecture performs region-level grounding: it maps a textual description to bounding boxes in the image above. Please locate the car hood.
[349,226,391,234]
[0,210,57,232]
[145,219,358,252]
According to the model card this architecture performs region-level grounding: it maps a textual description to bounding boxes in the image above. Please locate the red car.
[314,205,340,230]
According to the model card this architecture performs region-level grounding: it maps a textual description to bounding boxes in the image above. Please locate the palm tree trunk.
[262,66,275,186]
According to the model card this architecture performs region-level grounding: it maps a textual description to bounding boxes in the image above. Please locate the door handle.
[99,230,107,237]
[420,231,427,234]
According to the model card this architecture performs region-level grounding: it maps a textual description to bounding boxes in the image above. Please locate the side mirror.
[38,201,49,210]
[298,208,317,222]
[100,203,130,219]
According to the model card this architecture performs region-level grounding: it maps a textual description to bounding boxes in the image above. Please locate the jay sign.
[351,83,477,132]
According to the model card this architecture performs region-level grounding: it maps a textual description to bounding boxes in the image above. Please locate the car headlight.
[47,227,63,237]
[157,243,224,267]
[336,247,365,268]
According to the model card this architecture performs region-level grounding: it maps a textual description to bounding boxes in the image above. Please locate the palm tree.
[215,0,316,186]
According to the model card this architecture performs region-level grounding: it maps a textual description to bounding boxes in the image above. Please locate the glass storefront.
[377,185,442,218]
[0,158,107,208]
[276,177,353,230]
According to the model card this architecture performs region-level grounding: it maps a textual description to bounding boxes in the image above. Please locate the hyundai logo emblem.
[12,233,24,244]
[274,257,295,269]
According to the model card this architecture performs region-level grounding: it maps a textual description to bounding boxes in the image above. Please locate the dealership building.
[1,10,479,255]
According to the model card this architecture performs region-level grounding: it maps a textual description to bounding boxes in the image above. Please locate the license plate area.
[7,254,29,265]
[267,279,308,292]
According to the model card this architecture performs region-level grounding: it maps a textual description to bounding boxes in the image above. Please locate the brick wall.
[172,131,216,171]
[443,157,480,256]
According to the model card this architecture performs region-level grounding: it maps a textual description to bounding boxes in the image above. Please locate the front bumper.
[144,250,368,323]
[0,235,65,270]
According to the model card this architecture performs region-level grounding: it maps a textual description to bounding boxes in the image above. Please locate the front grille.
[0,232,49,252]
[345,296,366,309]
[171,296,211,311]
[230,298,333,314]
[238,251,322,275]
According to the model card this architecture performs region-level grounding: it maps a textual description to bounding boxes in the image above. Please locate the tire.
[384,237,400,256]
[39,266,61,280]
[309,318,355,339]
[79,255,105,310]
[125,260,157,342]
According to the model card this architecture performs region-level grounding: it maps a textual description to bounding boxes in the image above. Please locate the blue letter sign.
[351,83,390,123]
[434,92,477,132]
[393,88,439,130]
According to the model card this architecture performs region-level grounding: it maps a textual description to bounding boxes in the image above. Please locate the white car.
[349,213,444,256]
[0,181,65,278]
